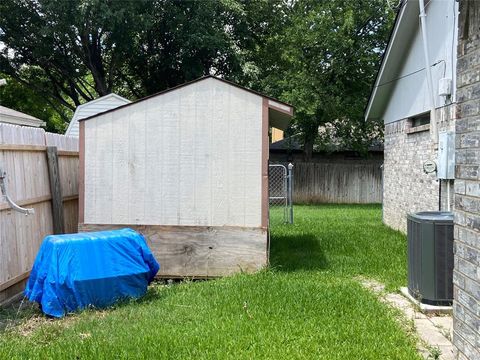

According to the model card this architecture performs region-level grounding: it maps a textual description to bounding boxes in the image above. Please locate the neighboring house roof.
[270,135,384,153]
[66,93,131,137]
[0,105,45,127]
[269,134,303,151]
[79,76,294,131]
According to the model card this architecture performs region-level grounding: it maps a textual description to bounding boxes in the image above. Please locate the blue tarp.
[25,228,159,317]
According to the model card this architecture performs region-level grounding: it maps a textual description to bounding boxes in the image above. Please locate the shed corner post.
[262,97,270,265]
[78,120,85,225]
[262,97,269,230]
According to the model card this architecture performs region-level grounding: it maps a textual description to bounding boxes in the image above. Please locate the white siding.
[66,94,130,137]
[84,78,263,227]
[382,0,458,123]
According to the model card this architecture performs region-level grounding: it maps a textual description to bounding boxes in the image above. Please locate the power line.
[375,0,456,90]
[375,67,425,88]
[375,60,446,89]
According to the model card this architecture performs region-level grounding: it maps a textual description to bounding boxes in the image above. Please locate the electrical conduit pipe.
[419,0,438,144]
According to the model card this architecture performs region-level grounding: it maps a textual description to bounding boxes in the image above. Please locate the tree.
[0,0,149,114]
[0,73,67,132]
[1,0,393,140]
[0,0,250,128]
[244,0,394,158]
[124,0,248,94]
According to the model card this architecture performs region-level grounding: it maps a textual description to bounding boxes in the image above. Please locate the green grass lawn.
[0,205,420,360]
[270,204,407,290]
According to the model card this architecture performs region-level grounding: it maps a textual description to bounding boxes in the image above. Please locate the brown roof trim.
[79,75,294,122]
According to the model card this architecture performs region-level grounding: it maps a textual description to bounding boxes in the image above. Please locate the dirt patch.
[1,297,81,336]
[0,297,40,332]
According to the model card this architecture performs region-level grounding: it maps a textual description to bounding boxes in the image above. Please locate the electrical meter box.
[437,131,455,179]
[438,78,452,97]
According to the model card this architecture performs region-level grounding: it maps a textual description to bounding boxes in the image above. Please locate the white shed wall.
[66,94,130,137]
[382,0,458,124]
[83,78,263,227]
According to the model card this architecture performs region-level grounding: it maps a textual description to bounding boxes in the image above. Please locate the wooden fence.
[290,162,382,204]
[0,124,79,305]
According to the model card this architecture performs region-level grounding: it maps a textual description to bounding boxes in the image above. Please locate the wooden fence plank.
[45,132,79,151]
[0,271,30,292]
[0,194,79,211]
[282,162,382,204]
[0,124,79,302]
[58,150,80,157]
[0,144,47,152]
[47,146,65,234]
[0,195,51,211]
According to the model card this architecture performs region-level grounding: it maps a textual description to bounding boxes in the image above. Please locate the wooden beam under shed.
[78,224,268,278]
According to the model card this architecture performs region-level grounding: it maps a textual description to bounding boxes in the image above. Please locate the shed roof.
[0,105,45,127]
[79,76,294,131]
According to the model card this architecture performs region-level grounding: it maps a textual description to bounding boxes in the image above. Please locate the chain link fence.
[269,163,293,224]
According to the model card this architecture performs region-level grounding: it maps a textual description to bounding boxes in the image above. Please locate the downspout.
[419,0,438,144]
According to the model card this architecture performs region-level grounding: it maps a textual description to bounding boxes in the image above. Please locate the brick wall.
[453,1,480,358]
[383,106,456,233]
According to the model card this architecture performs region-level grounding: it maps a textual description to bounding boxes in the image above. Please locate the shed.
[65,93,130,137]
[78,76,293,278]
[0,105,45,127]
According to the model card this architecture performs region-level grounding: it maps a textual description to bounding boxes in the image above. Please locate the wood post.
[47,146,65,234]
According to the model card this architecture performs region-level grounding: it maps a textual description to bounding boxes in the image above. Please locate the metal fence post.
[287,163,294,224]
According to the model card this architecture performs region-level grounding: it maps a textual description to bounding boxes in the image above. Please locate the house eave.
[365,0,419,121]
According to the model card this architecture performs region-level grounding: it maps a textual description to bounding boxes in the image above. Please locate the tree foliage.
[0,0,393,155]
[243,0,394,157]
[125,0,247,94]
[0,73,66,132]
[0,0,249,126]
